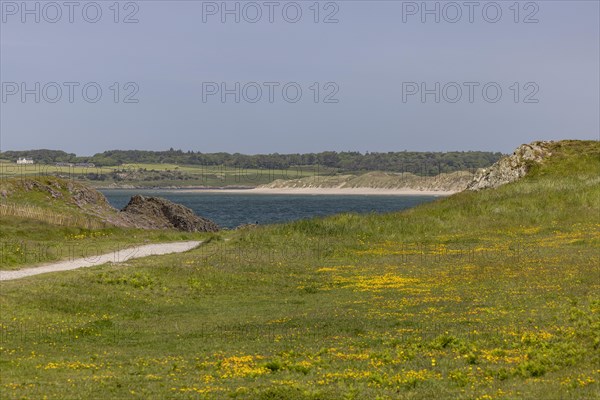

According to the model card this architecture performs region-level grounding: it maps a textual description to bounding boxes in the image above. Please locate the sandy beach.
[175,187,457,196]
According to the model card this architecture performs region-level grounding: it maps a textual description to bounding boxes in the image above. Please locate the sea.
[100,190,443,229]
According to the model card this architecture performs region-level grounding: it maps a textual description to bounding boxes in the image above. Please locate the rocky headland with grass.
[0,177,219,232]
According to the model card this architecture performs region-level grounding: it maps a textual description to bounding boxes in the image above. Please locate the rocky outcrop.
[466,141,553,191]
[67,181,110,208]
[12,178,65,199]
[121,195,219,232]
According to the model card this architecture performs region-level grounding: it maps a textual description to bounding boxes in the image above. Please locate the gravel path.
[0,241,202,282]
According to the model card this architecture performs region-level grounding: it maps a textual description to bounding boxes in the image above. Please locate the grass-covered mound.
[0,140,598,399]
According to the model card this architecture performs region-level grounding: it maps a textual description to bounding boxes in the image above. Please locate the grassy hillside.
[0,140,598,399]
[0,177,211,270]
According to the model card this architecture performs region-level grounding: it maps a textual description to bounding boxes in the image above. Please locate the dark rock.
[121,195,219,232]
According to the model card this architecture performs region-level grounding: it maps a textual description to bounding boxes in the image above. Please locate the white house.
[16,158,34,165]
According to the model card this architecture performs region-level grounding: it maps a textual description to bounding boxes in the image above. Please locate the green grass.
[0,162,336,188]
[0,140,599,399]
[0,176,214,270]
[0,216,210,270]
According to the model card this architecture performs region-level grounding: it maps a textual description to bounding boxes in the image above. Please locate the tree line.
[0,149,504,175]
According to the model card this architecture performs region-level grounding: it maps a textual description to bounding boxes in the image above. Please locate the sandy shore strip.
[0,241,202,282]
[176,187,457,196]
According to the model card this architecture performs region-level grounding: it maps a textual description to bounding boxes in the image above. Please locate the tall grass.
[0,203,108,230]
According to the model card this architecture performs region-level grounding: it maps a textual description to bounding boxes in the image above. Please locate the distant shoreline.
[190,188,457,196]
[99,186,457,196]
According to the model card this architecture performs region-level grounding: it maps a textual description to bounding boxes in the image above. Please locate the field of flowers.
[1,140,598,399]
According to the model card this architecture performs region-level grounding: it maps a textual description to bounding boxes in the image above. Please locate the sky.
[0,0,598,155]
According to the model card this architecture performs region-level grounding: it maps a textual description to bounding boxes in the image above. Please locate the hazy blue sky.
[1,0,598,155]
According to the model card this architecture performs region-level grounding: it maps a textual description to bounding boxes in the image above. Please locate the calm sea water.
[100,190,442,229]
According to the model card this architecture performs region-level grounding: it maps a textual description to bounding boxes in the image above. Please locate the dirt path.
[0,241,202,282]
